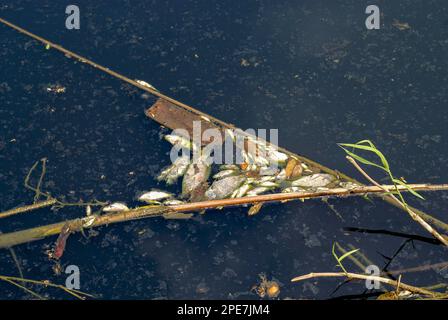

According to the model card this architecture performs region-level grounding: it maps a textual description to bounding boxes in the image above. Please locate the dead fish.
[163,199,185,206]
[276,169,287,180]
[213,169,238,180]
[135,79,158,91]
[265,147,288,164]
[259,166,279,176]
[220,164,240,171]
[205,175,246,200]
[138,190,173,202]
[86,205,92,216]
[164,134,196,151]
[182,156,211,198]
[246,187,272,196]
[231,183,253,198]
[291,174,335,188]
[282,186,306,193]
[157,155,190,185]
[339,181,360,190]
[102,202,129,212]
[257,181,279,188]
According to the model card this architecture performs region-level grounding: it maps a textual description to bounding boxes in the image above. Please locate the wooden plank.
[145,98,226,146]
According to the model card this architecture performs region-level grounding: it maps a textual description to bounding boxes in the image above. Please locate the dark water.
[1,0,448,299]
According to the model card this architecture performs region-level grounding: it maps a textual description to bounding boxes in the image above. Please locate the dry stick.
[291,272,437,297]
[346,156,448,248]
[0,184,447,249]
[1,18,447,233]
[0,199,57,219]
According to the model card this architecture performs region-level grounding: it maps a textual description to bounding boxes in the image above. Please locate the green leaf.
[392,178,425,200]
[338,248,360,263]
[338,145,387,172]
[339,141,390,172]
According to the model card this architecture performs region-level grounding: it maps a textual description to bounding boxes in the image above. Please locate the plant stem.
[346,156,448,247]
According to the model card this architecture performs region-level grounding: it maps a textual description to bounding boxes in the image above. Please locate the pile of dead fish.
[102,132,358,214]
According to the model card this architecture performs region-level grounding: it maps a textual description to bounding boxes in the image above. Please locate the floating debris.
[285,158,303,179]
[252,273,280,299]
[52,223,73,260]
[248,202,263,216]
[46,85,66,94]
[392,19,411,31]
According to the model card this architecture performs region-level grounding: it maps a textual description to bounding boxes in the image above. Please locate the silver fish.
[205,175,246,200]
[257,181,279,188]
[231,183,253,198]
[135,79,159,91]
[163,199,185,205]
[220,164,240,171]
[102,202,129,212]
[164,134,196,151]
[246,187,272,196]
[157,155,190,185]
[339,181,360,190]
[182,156,211,197]
[276,169,287,180]
[138,190,173,202]
[213,169,238,180]
[282,186,306,193]
[259,166,279,176]
[291,174,335,188]
[266,148,288,164]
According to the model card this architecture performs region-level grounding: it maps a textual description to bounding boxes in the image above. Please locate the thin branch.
[0,199,57,219]
[346,156,448,248]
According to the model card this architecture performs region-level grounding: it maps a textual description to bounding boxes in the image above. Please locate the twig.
[291,272,438,297]
[34,158,47,203]
[346,156,448,247]
[0,274,93,300]
[0,199,57,219]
